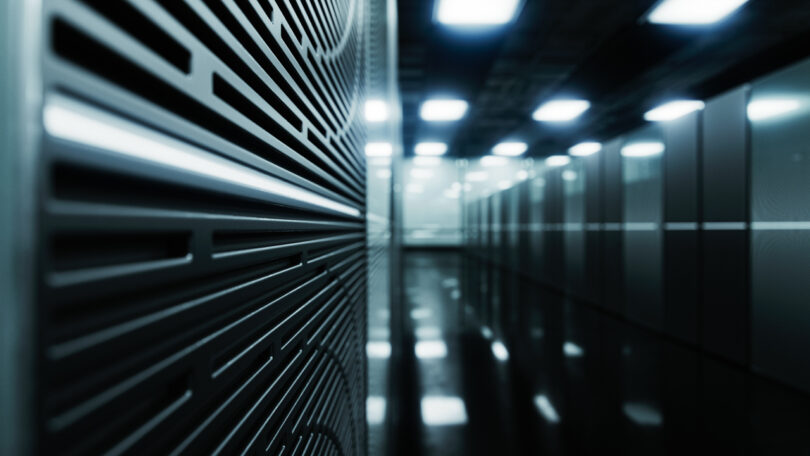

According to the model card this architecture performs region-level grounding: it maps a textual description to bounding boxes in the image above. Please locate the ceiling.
[397,0,810,158]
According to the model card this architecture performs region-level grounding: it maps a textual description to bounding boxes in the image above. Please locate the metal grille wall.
[33,0,369,454]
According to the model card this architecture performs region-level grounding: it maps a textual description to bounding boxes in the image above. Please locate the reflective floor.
[396,250,810,456]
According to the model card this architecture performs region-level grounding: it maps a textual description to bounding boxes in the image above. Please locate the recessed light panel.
[480,156,508,167]
[365,100,389,122]
[644,100,705,122]
[568,142,602,156]
[648,0,749,25]
[533,99,590,122]
[492,141,528,156]
[420,99,468,122]
[365,142,393,157]
[621,142,665,157]
[747,99,801,121]
[436,0,521,26]
[545,155,571,167]
[415,142,448,156]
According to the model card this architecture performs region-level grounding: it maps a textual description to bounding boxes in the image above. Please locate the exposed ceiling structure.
[398,0,810,158]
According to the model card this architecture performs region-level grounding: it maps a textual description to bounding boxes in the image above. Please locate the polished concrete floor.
[395,250,810,456]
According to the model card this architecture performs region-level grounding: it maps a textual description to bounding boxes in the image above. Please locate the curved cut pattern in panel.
[36,0,368,454]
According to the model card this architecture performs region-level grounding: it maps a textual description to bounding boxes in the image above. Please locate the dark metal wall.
[4,0,373,454]
[463,56,810,397]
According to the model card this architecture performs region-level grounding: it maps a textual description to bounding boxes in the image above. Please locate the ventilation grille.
[38,0,367,454]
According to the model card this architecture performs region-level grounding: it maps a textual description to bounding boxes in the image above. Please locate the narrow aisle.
[400,251,521,456]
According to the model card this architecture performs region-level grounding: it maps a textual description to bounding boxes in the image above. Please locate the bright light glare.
[747,99,801,121]
[420,99,468,122]
[376,169,392,179]
[436,0,521,26]
[366,142,393,157]
[365,99,389,122]
[534,395,560,423]
[562,170,577,182]
[466,171,488,182]
[415,340,448,359]
[421,396,468,426]
[493,141,528,156]
[367,397,387,425]
[644,100,705,122]
[533,99,590,122]
[481,156,508,167]
[44,94,360,218]
[621,142,665,157]
[569,142,602,156]
[366,342,392,359]
[648,0,749,25]
[415,142,448,156]
[498,180,513,190]
[444,189,460,199]
[623,403,663,427]
[516,170,529,180]
[410,168,434,179]
[491,341,510,361]
[563,341,584,357]
[413,156,441,167]
[545,155,571,167]
[415,327,443,339]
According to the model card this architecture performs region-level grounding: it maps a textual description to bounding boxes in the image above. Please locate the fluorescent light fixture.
[562,170,577,182]
[493,141,528,157]
[568,141,602,156]
[415,142,448,156]
[421,396,468,426]
[621,142,665,157]
[410,168,434,179]
[415,340,448,359]
[366,342,392,359]
[534,395,560,423]
[367,397,387,425]
[466,171,488,182]
[365,99,389,122]
[747,98,801,121]
[413,156,441,167]
[648,0,749,25]
[420,99,468,122]
[491,341,510,361]
[533,99,590,122]
[481,155,508,167]
[563,341,584,357]
[644,100,705,122]
[516,170,529,180]
[498,180,513,190]
[436,0,521,26]
[366,142,393,157]
[410,308,433,320]
[622,403,663,427]
[545,155,571,167]
[44,94,360,218]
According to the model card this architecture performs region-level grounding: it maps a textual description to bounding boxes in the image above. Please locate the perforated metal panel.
[34,0,369,454]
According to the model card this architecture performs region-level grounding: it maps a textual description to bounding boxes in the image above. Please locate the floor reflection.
[398,250,810,455]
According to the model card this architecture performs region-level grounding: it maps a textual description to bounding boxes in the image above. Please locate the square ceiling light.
[365,100,389,122]
[420,99,468,122]
[365,142,393,157]
[415,142,448,156]
[533,99,591,122]
[436,0,522,26]
[648,0,749,25]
